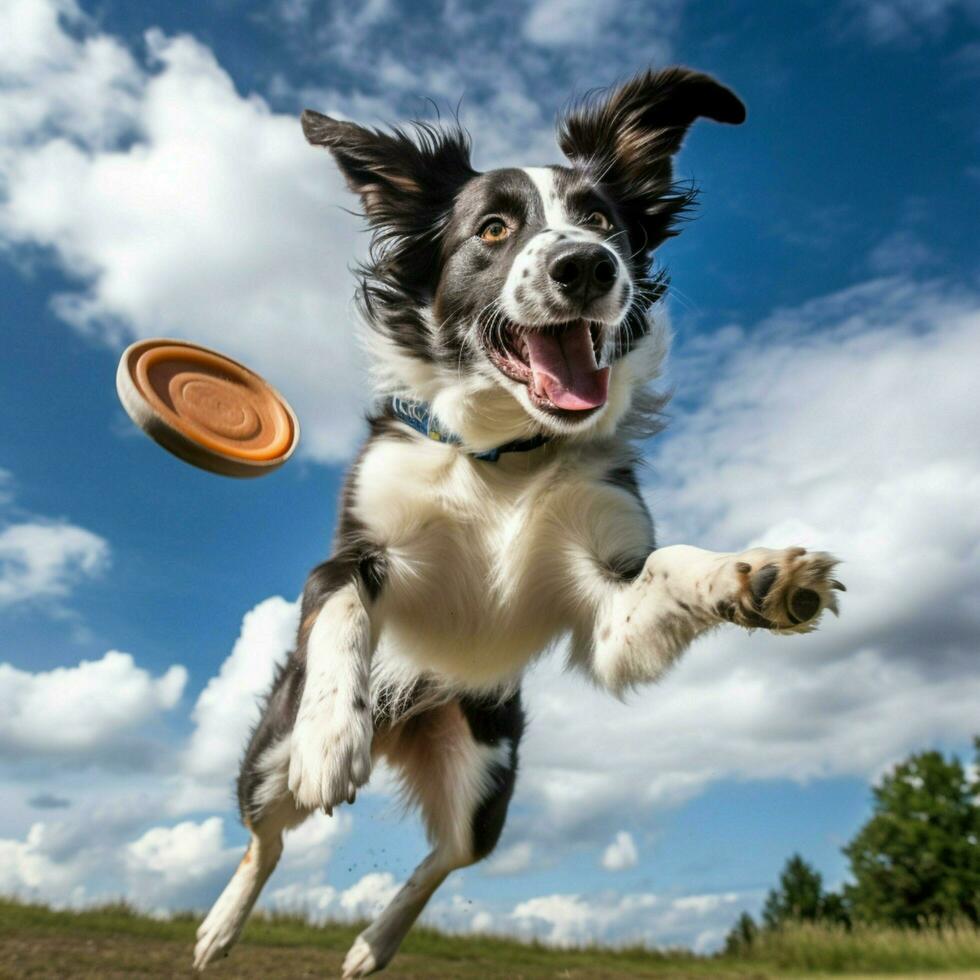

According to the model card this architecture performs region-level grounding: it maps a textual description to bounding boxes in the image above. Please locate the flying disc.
[116,339,300,478]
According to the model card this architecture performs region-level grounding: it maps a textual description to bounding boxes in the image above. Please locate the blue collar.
[386,396,550,462]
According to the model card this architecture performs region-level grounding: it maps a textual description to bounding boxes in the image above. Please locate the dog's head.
[303,68,744,444]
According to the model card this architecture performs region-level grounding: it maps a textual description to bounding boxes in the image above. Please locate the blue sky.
[1,0,979,953]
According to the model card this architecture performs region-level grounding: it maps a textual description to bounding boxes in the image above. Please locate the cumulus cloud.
[510,889,744,950]
[338,871,401,918]
[0,471,109,614]
[0,811,237,911]
[0,805,351,913]
[523,0,685,52]
[126,817,235,889]
[0,0,141,149]
[483,840,535,877]
[601,831,638,872]
[0,520,109,608]
[0,651,186,761]
[0,0,369,462]
[523,0,617,45]
[0,793,176,907]
[0,821,91,904]
[266,879,338,920]
[173,595,298,813]
[267,867,398,924]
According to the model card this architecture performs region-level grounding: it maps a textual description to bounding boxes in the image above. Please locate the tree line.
[727,739,980,952]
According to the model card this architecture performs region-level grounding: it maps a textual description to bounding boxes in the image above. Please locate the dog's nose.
[547,244,618,301]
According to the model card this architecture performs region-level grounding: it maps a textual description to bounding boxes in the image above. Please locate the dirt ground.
[0,931,739,979]
[3,932,980,980]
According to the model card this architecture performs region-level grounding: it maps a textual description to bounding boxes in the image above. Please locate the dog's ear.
[557,67,745,252]
[301,110,476,232]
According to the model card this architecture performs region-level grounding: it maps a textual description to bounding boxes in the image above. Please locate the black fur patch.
[598,459,654,582]
[601,552,649,583]
[459,691,525,860]
[603,462,644,501]
[302,110,477,366]
[237,656,304,823]
[557,67,744,263]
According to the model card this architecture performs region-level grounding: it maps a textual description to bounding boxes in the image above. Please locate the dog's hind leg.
[195,663,310,971]
[342,690,524,979]
[193,796,301,970]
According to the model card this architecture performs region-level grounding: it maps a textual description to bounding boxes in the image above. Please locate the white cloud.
[523,0,684,56]
[266,879,338,919]
[0,793,180,908]
[1,811,236,912]
[0,803,351,914]
[483,840,534,876]
[0,0,141,149]
[512,893,626,946]
[0,0,369,462]
[510,888,743,949]
[173,595,298,813]
[0,651,186,760]
[514,277,980,842]
[601,831,638,872]
[338,871,401,918]
[0,520,109,607]
[471,909,494,932]
[126,816,233,885]
[524,0,616,45]
[0,821,91,903]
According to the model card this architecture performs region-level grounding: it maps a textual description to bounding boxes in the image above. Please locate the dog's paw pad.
[749,564,779,608]
[789,587,821,623]
[724,546,841,633]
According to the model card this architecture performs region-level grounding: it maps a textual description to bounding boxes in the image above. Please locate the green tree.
[723,911,758,954]
[762,854,835,929]
[843,745,980,927]
[819,889,851,927]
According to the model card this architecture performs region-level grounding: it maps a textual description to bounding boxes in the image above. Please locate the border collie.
[194,67,843,977]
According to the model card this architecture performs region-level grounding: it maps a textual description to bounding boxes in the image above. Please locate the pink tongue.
[524,322,609,411]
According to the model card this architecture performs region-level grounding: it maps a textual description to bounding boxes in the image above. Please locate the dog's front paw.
[288,693,373,813]
[716,546,844,633]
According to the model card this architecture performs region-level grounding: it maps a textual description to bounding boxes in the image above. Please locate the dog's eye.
[479,219,510,243]
[584,211,612,232]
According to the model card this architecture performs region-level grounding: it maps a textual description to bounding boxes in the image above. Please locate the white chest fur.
[352,434,652,689]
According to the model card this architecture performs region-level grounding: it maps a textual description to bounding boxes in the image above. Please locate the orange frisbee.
[116,339,300,478]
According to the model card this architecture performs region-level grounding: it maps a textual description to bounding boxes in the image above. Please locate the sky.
[1,0,979,955]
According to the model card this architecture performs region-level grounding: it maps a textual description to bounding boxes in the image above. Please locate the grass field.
[2,898,979,979]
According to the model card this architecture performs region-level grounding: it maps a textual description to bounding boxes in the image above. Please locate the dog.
[194,66,843,977]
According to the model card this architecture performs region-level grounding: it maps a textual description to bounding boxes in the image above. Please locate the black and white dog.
[195,67,842,977]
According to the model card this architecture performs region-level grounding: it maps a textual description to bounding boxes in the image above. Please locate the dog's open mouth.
[485,320,609,415]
